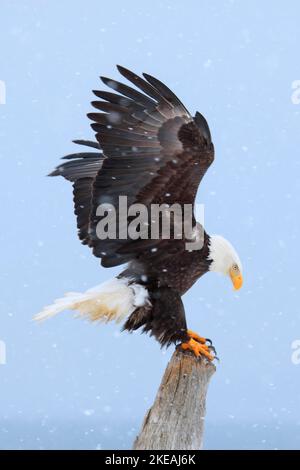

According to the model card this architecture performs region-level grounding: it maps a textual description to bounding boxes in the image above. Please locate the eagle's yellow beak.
[229,268,243,291]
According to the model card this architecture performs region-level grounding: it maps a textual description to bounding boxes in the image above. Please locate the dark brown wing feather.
[50,66,214,270]
[86,66,214,267]
[49,144,104,243]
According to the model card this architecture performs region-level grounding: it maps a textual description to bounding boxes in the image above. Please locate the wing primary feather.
[49,155,103,181]
[62,151,103,160]
[72,139,100,149]
[116,65,161,100]
[100,76,156,107]
[92,90,134,107]
[143,72,189,112]
[116,65,173,109]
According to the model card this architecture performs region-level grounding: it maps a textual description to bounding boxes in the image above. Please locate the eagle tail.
[34,278,149,324]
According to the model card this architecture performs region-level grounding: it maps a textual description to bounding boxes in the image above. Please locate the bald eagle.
[36,66,243,360]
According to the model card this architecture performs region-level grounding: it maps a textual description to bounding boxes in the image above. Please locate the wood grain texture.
[133,348,216,450]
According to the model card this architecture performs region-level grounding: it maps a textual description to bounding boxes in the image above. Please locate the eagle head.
[208,235,243,290]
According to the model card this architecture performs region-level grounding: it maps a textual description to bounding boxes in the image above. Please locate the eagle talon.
[181,330,217,361]
[186,330,214,349]
[208,345,217,355]
[180,338,215,361]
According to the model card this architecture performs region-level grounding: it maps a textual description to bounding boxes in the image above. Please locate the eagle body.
[119,232,212,346]
[36,66,243,358]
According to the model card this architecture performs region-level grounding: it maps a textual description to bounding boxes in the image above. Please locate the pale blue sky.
[0,0,300,449]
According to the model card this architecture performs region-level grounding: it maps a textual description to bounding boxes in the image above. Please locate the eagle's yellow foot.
[187,329,207,344]
[181,338,214,361]
[180,330,216,361]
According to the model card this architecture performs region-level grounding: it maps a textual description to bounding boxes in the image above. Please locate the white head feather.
[208,235,242,275]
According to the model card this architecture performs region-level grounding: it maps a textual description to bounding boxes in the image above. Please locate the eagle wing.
[51,66,214,268]
[49,141,104,244]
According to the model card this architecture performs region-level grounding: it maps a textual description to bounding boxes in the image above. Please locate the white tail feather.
[34,278,149,324]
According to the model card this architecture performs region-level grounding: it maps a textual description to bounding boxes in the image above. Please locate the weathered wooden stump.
[133,348,216,450]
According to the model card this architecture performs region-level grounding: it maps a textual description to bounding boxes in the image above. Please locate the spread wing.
[51,66,214,268]
[88,66,214,267]
[49,140,104,244]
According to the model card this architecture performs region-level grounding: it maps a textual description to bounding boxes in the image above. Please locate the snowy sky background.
[0,0,300,450]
